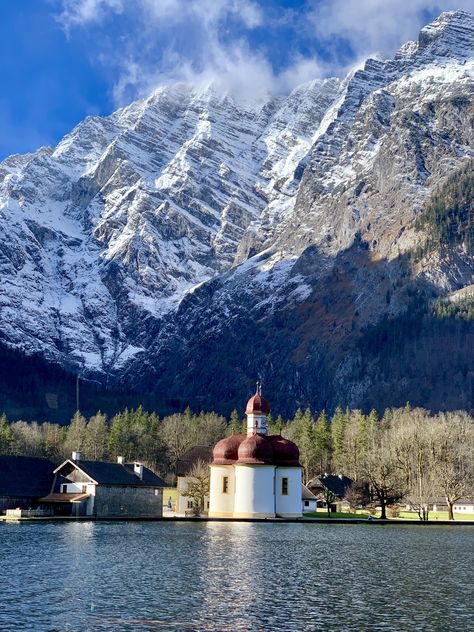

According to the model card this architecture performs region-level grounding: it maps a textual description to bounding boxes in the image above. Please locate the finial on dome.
[256,380,262,395]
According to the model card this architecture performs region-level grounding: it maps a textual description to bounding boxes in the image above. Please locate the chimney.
[133,462,144,480]
[117,456,124,465]
[72,451,81,461]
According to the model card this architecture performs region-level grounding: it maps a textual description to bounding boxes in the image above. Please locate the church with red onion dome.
[208,384,302,519]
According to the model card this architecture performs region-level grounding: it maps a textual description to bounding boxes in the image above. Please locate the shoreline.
[1,515,473,526]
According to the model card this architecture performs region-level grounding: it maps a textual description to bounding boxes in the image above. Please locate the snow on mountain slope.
[0,77,341,372]
[1,9,473,415]
[121,10,474,414]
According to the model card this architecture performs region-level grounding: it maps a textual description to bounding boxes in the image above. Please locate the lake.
[1,521,473,631]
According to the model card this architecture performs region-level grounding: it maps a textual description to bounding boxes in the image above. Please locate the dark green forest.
[416,159,473,252]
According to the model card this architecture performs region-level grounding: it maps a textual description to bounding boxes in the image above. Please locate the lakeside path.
[1,515,474,525]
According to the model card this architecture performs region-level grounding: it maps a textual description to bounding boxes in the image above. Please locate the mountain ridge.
[0,10,473,419]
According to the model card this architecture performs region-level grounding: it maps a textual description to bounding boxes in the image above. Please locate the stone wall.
[94,485,163,518]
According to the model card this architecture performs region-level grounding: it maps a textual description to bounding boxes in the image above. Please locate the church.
[209,386,302,519]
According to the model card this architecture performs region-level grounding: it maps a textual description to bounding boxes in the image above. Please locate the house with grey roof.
[307,474,354,512]
[41,452,165,518]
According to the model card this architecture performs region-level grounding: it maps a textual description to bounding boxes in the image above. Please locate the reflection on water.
[1,521,473,631]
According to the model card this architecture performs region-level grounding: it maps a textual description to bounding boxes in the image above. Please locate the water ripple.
[0,521,472,631]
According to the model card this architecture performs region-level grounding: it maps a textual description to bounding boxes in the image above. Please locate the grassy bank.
[305,510,474,521]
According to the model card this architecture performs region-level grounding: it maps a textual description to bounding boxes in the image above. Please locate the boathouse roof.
[0,456,56,498]
[55,459,166,487]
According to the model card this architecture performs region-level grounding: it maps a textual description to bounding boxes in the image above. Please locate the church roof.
[245,391,271,415]
[238,434,274,464]
[212,434,300,467]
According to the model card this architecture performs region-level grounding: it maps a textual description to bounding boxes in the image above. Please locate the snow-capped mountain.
[0,77,341,373]
[1,11,473,417]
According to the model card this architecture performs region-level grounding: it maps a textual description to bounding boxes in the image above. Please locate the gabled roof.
[176,446,213,477]
[455,498,474,505]
[55,459,165,487]
[308,474,353,499]
[302,484,317,501]
[0,456,56,498]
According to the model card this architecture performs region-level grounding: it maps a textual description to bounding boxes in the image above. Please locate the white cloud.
[56,0,474,106]
[58,0,124,29]
[309,0,474,61]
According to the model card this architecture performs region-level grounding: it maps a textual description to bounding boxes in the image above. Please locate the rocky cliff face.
[0,77,341,374]
[1,11,473,418]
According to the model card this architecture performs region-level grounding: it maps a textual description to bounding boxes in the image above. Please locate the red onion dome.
[212,434,246,465]
[245,393,271,415]
[269,435,301,467]
[237,434,273,464]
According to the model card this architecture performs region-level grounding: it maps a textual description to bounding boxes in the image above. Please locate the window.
[154,489,160,496]
[62,484,68,493]
[304,500,309,507]
[187,500,193,509]
[282,477,288,495]
[222,476,229,493]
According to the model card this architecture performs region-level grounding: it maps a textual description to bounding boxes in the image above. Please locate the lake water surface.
[1,521,473,631]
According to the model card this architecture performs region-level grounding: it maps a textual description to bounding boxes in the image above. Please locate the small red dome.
[245,393,271,415]
[212,435,246,465]
[269,435,300,467]
[237,434,273,464]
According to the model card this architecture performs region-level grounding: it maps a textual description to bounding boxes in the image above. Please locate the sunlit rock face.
[1,11,473,414]
[0,77,341,373]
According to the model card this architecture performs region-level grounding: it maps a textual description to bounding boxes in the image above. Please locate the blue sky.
[0,0,471,159]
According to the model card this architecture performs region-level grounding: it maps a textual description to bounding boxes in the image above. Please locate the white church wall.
[234,465,276,518]
[275,467,302,517]
[209,465,235,517]
[246,413,268,435]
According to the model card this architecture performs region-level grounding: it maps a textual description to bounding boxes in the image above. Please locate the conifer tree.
[314,411,331,474]
[268,414,284,436]
[84,411,108,460]
[0,413,14,455]
[64,411,87,457]
[43,423,65,461]
[331,406,347,473]
[299,408,316,483]
[226,408,243,436]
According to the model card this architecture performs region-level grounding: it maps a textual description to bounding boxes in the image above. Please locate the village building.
[175,445,212,515]
[302,484,318,513]
[0,456,57,514]
[40,452,165,518]
[453,499,474,514]
[308,474,353,513]
[404,497,474,516]
[209,386,302,519]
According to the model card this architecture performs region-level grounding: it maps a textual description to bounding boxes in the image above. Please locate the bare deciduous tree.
[183,459,210,516]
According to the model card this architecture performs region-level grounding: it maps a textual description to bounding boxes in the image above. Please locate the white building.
[302,485,318,513]
[209,387,302,519]
[453,499,474,514]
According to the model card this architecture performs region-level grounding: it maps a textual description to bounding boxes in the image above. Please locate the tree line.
[1,405,473,519]
[0,407,226,482]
